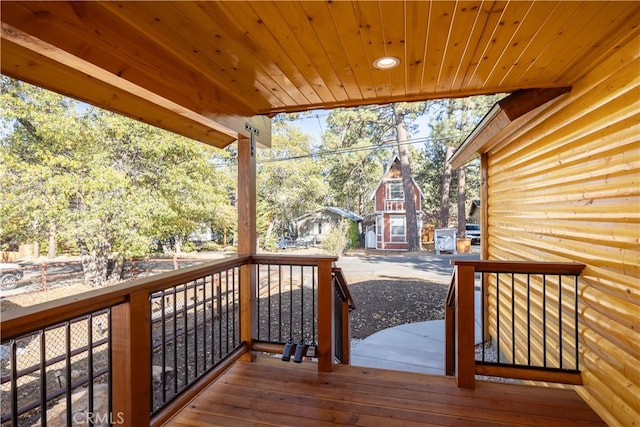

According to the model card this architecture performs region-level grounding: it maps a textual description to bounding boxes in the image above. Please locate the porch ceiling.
[2,1,639,148]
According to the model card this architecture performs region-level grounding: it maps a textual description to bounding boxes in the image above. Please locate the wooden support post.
[111,290,151,427]
[317,260,334,372]
[237,135,256,361]
[455,264,476,388]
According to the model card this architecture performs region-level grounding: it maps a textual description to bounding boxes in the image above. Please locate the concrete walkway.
[351,290,482,374]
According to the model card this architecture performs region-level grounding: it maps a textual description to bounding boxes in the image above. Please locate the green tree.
[1,78,235,285]
[323,103,426,251]
[414,95,504,232]
[256,120,328,245]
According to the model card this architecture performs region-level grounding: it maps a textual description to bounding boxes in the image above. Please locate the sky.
[286,109,432,146]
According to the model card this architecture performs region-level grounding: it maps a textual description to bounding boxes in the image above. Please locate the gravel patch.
[348,279,448,339]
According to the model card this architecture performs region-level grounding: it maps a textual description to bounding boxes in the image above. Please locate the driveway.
[335,249,480,284]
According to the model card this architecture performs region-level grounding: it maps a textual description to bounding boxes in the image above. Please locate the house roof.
[295,207,363,223]
[2,1,638,148]
[370,155,425,200]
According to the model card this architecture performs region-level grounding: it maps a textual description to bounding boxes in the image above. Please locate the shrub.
[322,220,350,256]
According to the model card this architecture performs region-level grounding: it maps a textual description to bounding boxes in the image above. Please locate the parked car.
[465,224,481,244]
[0,263,24,290]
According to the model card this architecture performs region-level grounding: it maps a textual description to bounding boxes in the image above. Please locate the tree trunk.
[80,241,110,287]
[457,166,467,238]
[47,223,57,258]
[439,146,455,228]
[394,105,420,252]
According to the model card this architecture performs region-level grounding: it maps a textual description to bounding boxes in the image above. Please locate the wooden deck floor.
[165,357,605,426]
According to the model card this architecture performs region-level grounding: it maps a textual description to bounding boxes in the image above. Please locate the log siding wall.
[485,33,639,426]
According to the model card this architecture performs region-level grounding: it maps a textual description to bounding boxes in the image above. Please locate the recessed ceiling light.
[373,56,400,70]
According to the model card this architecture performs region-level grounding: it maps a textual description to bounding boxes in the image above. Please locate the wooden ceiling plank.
[352,1,391,100]
[206,1,320,107]
[111,1,295,110]
[494,1,576,88]
[421,1,457,93]
[299,1,362,102]
[325,1,375,101]
[439,0,486,93]
[464,1,533,92]
[274,0,349,103]
[523,2,610,84]
[481,1,557,89]
[404,1,430,95]
[1,36,237,148]
[248,1,336,105]
[3,1,258,117]
[378,1,407,97]
[549,3,640,85]
[459,1,509,90]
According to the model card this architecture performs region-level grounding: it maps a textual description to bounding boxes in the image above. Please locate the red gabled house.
[369,156,424,251]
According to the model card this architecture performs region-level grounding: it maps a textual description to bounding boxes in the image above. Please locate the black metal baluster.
[161,292,167,404]
[558,274,563,369]
[88,314,94,427]
[225,269,230,354]
[543,274,547,368]
[312,265,316,343]
[289,265,293,341]
[300,265,304,341]
[39,331,47,427]
[527,274,531,367]
[172,286,178,395]
[65,322,72,427]
[267,264,272,341]
[232,268,237,345]
[183,283,188,387]
[201,278,207,372]
[278,265,283,343]
[256,264,261,341]
[496,273,500,364]
[574,274,579,370]
[481,273,485,363]
[108,309,113,424]
[10,340,18,427]
[511,273,515,365]
[217,272,223,360]
[194,280,199,377]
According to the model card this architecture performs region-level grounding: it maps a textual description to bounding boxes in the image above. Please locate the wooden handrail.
[447,260,586,389]
[251,254,338,265]
[332,267,356,310]
[1,255,251,340]
[451,260,585,275]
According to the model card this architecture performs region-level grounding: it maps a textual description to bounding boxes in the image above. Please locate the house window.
[388,182,404,200]
[317,222,322,235]
[376,216,382,237]
[390,216,405,242]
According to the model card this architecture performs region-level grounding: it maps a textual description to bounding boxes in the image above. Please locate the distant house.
[468,200,481,225]
[368,156,424,250]
[295,207,362,244]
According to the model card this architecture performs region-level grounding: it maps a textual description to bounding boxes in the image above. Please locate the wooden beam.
[237,136,257,361]
[450,88,571,169]
[1,22,272,148]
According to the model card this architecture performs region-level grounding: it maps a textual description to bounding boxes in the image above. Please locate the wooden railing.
[332,267,356,364]
[0,254,346,427]
[446,260,586,388]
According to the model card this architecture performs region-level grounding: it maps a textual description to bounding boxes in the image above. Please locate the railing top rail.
[332,267,356,310]
[1,255,251,340]
[251,254,338,266]
[451,260,585,275]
